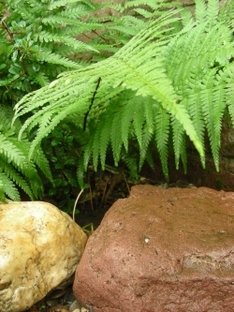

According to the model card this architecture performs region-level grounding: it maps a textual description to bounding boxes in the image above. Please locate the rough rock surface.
[0,201,87,312]
[73,185,234,312]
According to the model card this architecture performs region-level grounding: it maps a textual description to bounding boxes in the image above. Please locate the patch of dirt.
[25,286,88,312]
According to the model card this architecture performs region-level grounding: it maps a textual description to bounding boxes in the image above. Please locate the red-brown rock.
[73,185,234,312]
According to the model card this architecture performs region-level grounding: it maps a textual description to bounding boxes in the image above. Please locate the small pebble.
[69,300,81,311]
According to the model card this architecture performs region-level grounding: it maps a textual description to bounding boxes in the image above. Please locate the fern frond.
[0,104,53,200]
[61,4,96,18]
[5,137,45,197]
[35,31,98,53]
[206,0,219,23]
[132,98,147,149]
[33,72,50,87]
[35,50,82,69]
[225,65,234,126]
[83,115,111,172]
[0,158,34,200]
[76,157,86,188]
[171,116,188,172]
[42,16,102,33]
[0,172,20,201]
[137,96,157,169]
[1,0,106,104]
[14,9,204,182]
[219,0,234,27]
[139,126,153,170]
[154,106,170,179]
[83,93,159,176]
[200,70,226,170]
[9,0,234,188]
[26,112,59,159]
[29,144,54,183]
[14,13,174,126]
[143,96,155,134]
[164,0,234,170]
[121,152,139,179]
[0,134,26,168]
[87,98,127,169]
[111,109,124,166]
[195,0,208,24]
[183,89,206,167]
[48,0,92,10]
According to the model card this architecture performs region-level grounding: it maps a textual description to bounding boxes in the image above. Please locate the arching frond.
[164,0,234,170]
[154,106,170,179]
[15,10,202,156]
[0,172,20,201]
[0,159,33,200]
[13,0,234,185]
[0,104,53,201]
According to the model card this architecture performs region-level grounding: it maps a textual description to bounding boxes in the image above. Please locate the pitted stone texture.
[0,201,87,312]
[73,185,234,312]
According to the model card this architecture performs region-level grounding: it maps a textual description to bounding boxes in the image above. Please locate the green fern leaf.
[91,127,102,171]
[226,68,234,126]
[36,50,81,69]
[132,97,147,149]
[31,145,54,183]
[143,96,155,134]
[206,0,219,24]
[195,0,207,24]
[35,31,98,53]
[121,152,138,179]
[154,106,170,179]
[0,134,26,168]
[48,0,94,10]
[164,0,234,171]
[0,172,20,201]
[171,116,187,172]
[111,110,124,166]
[0,158,34,200]
[200,85,225,171]
[18,5,234,180]
[99,117,112,169]
[139,126,153,170]
[120,95,136,152]
[83,134,94,170]
[76,158,86,188]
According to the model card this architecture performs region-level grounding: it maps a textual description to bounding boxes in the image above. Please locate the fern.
[14,0,234,186]
[0,159,33,200]
[0,172,20,201]
[0,0,113,201]
[164,0,234,171]
[0,0,103,103]
[77,0,180,62]
[14,9,201,179]
[0,105,52,201]
[154,106,170,178]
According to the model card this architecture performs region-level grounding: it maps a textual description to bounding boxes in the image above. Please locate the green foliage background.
[1,0,234,208]
[0,0,101,201]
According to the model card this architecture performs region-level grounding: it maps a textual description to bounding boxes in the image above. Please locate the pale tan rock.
[0,201,87,312]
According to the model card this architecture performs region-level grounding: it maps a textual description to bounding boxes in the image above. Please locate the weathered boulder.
[0,201,87,312]
[73,185,234,312]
